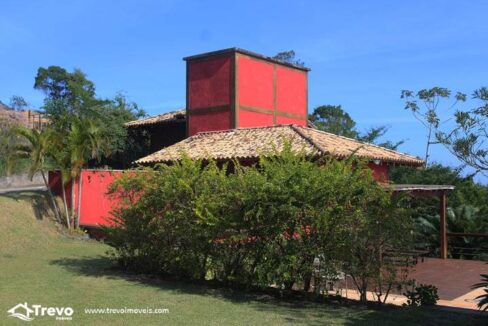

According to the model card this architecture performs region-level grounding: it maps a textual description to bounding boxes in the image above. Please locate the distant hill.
[0,105,48,129]
[0,103,23,125]
[0,101,11,111]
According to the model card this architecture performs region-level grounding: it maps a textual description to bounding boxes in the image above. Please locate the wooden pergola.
[389,184,455,259]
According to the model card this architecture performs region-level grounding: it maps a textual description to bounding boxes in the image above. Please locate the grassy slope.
[0,192,486,325]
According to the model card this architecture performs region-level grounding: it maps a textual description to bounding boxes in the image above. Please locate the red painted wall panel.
[276,116,307,126]
[187,55,232,136]
[188,110,232,136]
[48,163,387,229]
[188,57,231,109]
[368,163,389,183]
[276,67,307,118]
[49,170,124,227]
[237,56,274,110]
[78,170,123,227]
[238,110,274,128]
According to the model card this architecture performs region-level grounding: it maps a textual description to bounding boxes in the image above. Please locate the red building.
[131,48,423,182]
[53,48,431,236]
[185,48,308,135]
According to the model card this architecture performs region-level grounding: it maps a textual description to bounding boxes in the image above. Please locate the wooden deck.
[410,258,488,300]
[336,258,488,310]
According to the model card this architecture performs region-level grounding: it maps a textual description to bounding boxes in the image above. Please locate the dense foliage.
[3,65,148,228]
[106,147,413,302]
[390,164,488,260]
[35,66,146,168]
[403,284,439,307]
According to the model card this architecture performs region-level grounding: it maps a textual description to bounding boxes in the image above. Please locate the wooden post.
[439,191,447,259]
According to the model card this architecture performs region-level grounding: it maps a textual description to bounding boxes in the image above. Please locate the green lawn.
[0,191,486,325]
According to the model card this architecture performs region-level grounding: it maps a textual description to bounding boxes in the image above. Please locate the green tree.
[272,50,305,67]
[8,127,62,224]
[437,87,488,176]
[309,105,404,149]
[390,164,488,259]
[50,117,108,228]
[309,105,358,138]
[34,66,96,113]
[401,87,467,165]
[35,66,145,168]
[9,95,28,111]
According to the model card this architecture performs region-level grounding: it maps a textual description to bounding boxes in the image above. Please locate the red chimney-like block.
[184,48,309,136]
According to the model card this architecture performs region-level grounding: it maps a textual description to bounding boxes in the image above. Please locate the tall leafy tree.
[9,95,28,111]
[309,105,404,150]
[48,117,108,228]
[437,87,488,176]
[308,105,358,138]
[34,66,96,112]
[401,87,467,165]
[35,66,145,168]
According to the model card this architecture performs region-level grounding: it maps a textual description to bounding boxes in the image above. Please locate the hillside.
[0,105,48,129]
[0,191,62,256]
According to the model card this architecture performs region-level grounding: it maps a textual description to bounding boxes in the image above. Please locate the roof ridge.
[290,124,326,154]
[194,124,293,136]
[296,125,422,162]
[142,108,185,119]
[125,108,186,126]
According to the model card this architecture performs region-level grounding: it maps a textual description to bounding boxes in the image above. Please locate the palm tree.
[415,204,488,259]
[8,127,62,224]
[50,117,108,228]
[67,117,107,227]
[472,272,488,311]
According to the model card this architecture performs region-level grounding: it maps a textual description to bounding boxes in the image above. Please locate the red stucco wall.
[275,66,307,125]
[368,163,389,183]
[238,56,274,110]
[187,56,232,136]
[238,110,275,128]
[188,56,231,109]
[186,50,309,135]
[49,170,123,227]
[236,53,308,128]
[276,116,307,125]
[188,110,232,136]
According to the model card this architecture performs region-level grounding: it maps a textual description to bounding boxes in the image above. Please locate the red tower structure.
[184,48,309,136]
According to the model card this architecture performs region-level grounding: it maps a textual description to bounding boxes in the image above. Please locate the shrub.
[404,284,439,307]
[105,144,413,301]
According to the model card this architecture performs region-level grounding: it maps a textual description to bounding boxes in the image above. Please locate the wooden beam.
[447,232,488,238]
[439,191,448,259]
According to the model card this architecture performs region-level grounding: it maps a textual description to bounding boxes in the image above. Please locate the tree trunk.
[71,178,75,228]
[61,179,70,229]
[303,274,312,292]
[40,171,61,224]
[425,126,432,166]
[75,174,83,229]
[359,289,367,303]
